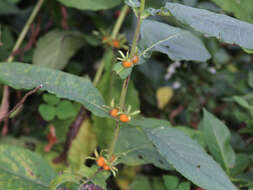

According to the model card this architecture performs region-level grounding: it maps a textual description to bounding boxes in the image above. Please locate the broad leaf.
[0,62,107,117]
[153,3,253,50]
[68,119,97,171]
[0,0,19,15]
[230,153,251,177]
[201,110,236,171]
[146,127,237,190]
[33,30,84,70]
[56,0,122,11]
[49,173,80,190]
[139,20,210,62]
[115,125,172,170]
[79,165,110,189]
[210,0,253,23]
[0,145,56,190]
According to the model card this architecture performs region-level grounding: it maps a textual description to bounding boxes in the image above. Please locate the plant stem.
[108,121,120,158]
[129,0,145,58]
[7,0,44,62]
[92,5,129,86]
[93,60,105,86]
[108,0,145,159]
[111,5,129,39]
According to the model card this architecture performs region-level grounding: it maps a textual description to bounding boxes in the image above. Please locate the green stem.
[7,0,44,62]
[111,5,129,39]
[108,0,146,159]
[129,0,145,58]
[93,5,129,86]
[93,60,105,86]
[108,121,120,158]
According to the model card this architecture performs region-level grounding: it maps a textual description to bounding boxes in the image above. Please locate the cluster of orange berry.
[96,155,115,171]
[110,108,130,122]
[122,55,139,68]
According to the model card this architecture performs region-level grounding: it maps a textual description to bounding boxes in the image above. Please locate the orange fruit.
[119,114,130,123]
[132,56,139,64]
[96,157,105,167]
[103,164,110,171]
[112,40,120,48]
[110,108,119,117]
[122,60,133,68]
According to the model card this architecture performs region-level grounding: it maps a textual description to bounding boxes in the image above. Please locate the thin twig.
[0,85,43,122]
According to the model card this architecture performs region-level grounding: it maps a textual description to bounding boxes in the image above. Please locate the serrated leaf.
[33,30,84,70]
[0,145,56,190]
[38,104,56,121]
[68,119,97,171]
[139,20,210,62]
[112,62,133,79]
[56,0,122,11]
[201,109,236,171]
[155,3,253,50]
[146,126,237,190]
[0,62,107,117]
[49,173,80,190]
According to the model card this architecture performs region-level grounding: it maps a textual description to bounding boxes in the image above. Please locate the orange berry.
[112,40,120,48]
[122,60,133,68]
[132,56,139,64]
[119,114,130,123]
[96,157,105,167]
[103,164,110,171]
[110,108,119,117]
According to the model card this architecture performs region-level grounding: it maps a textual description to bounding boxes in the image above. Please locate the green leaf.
[146,127,237,190]
[49,173,80,190]
[163,175,179,189]
[178,182,191,190]
[0,145,56,190]
[38,104,56,121]
[68,119,97,171]
[79,165,110,189]
[249,71,253,88]
[56,100,77,119]
[115,125,172,170]
[232,96,253,110]
[33,30,84,70]
[230,153,251,177]
[56,0,122,11]
[0,0,20,15]
[129,175,167,190]
[201,109,236,171]
[139,20,210,62]
[210,0,253,23]
[154,3,253,50]
[42,93,60,106]
[0,62,107,117]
